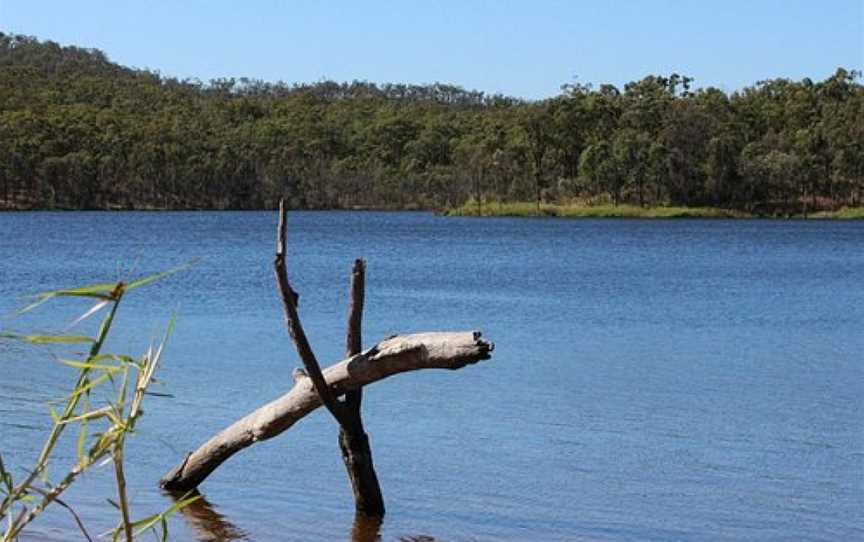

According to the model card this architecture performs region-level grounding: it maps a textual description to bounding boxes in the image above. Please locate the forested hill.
[1,32,862,212]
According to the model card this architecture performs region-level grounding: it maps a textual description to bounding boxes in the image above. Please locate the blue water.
[1,212,862,541]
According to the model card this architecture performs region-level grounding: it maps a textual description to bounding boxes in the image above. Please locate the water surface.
[1,212,861,541]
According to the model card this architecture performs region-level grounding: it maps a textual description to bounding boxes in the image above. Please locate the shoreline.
[2,202,863,220]
[0,204,427,213]
[443,202,864,220]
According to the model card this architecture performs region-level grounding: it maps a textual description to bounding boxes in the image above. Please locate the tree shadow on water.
[165,489,249,541]
[353,515,444,542]
[167,490,443,542]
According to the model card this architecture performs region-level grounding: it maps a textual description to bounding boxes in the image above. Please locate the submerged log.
[160,331,493,492]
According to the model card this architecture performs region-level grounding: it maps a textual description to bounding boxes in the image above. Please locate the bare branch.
[339,257,384,516]
[273,199,346,424]
[344,258,366,411]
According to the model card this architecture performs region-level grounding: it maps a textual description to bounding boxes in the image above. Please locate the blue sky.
[2,0,862,98]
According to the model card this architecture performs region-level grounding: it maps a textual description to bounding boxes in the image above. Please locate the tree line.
[1,32,861,213]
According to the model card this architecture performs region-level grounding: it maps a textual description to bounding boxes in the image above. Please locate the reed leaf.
[55,358,122,371]
[56,406,113,426]
[76,413,88,462]
[124,259,199,292]
[118,492,200,540]
[66,372,113,401]
[1,333,95,345]
[67,299,111,328]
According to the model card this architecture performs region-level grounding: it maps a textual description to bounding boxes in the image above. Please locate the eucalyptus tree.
[1,32,862,214]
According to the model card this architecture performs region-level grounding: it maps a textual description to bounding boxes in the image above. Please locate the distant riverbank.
[445,201,864,219]
[4,199,864,219]
[0,200,422,212]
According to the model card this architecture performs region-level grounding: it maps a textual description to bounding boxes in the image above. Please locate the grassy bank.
[4,198,863,219]
[445,201,864,219]
[810,207,864,219]
[446,201,747,218]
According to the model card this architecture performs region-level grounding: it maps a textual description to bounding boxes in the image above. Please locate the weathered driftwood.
[160,331,493,491]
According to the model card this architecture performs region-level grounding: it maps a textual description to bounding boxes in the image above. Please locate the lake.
[1,211,862,541]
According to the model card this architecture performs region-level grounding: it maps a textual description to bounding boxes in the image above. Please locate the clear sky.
[1,0,862,99]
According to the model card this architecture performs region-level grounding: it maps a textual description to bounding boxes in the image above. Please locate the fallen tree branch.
[160,331,493,491]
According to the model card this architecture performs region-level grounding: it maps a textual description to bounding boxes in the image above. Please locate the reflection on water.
[169,491,442,542]
[168,490,248,542]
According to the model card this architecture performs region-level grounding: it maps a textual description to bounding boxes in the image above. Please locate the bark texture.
[338,258,385,517]
[338,427,382,516]
[160,331,492,491]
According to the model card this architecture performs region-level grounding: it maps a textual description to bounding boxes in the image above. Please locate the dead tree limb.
[338,258,385,517]
[159,331,493,491]
[273,199,347,425]
[161,200,493,513]
[274,202,384,515]
[345,259,365,409]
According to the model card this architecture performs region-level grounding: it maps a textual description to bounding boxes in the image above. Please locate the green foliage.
[0,32,862,214]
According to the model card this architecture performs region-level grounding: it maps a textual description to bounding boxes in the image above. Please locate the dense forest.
[1,32,862,213]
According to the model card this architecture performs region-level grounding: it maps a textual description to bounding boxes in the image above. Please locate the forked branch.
[273,198,346,425]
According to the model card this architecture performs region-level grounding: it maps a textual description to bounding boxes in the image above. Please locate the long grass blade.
[76,404,89,461]
[125,492,200,538]
[124,259,200,292]
[57,353,138,368]
[41,283,120,296]
[67,300,111,329]
[55,358,122,372]
[16,290,113,316]
[0,333,95,345]
[56,406,112,426]
[15,280,122,317]
[67,372,113,401]
[16,258,193,319]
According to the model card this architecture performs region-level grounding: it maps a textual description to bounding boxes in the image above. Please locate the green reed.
[0,264,198,541]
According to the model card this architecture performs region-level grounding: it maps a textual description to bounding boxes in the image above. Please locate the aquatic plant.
[0,267,197,541]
